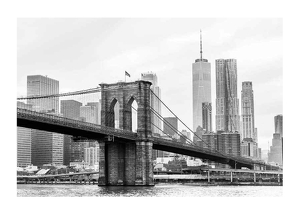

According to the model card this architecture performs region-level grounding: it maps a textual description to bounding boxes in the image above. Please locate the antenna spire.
[200,29,203,61]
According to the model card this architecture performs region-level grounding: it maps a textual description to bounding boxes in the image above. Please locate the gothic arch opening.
[109,98,120,129]
[128,97,138,132]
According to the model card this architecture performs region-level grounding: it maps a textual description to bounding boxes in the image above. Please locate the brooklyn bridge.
[17,80,279,186]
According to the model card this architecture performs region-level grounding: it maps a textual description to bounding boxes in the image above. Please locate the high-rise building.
[60,100,82,165]
[215,59,240,132]
[31,128,64,166]
[258,148,262,160]
[27,75,63,166]
[61,100,82,120]
[254,128,258,143]
[202,102,212,132]
[163,117,178,139]
[202,132,217,151]
[268,133,283,165]
[180,130,191,144]
[84,145,99,166]
[240,138,258,159]
[141,72,162,135]
[217,132,241,157]
[192,31,212,132]
[80,104,98,124]
[27,75,59,113]
[274,114,283,137]
[17,101,33,167]
[268,115,283,166]
[241,81,255,140]
[86,102,100,124]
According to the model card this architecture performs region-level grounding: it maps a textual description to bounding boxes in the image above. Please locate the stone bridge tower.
[98,80,153,186]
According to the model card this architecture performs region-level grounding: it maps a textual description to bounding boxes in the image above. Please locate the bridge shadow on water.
[98,185,160,197]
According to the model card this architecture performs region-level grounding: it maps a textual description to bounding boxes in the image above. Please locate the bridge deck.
[17,108,279,170]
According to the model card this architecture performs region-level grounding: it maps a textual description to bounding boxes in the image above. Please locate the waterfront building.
[69,139,96,163]
[241,81,255,140]
[27,75,63,166]
[141,72,162,135]
[84,145,100,166]
[17,101,33,167]
[69,162,89,170]
[192,31,212,132]
[215,59,240,133]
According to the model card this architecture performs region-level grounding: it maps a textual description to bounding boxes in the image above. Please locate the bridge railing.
[17,108,138,140]
[153,136,263,165]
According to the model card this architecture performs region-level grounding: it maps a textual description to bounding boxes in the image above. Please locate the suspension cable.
[149,107,197,146]
[17,85,142,100]
[150,90,228,157]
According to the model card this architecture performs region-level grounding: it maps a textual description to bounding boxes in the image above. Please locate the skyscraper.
[27,75,63,166]
[60,100,82,165]
[61,100,82,120]
[274,114,283,137]
[17,101,33,167]
[217,132,241,157]
[192,30,212,132]
[27,75,59,113]
[141,72,162,135]
[241,81,255,140]
[268,133,283,165]
[163,117,178,139]
[80,103,99,124]
[215,59,240,132]
[202,102,212,132]
[84,145,99,166]
[268,115,283,166]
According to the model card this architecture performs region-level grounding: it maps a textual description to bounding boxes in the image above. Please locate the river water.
[17,184,282,197]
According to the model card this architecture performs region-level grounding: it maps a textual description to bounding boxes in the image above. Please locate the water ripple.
[17,184,282,197]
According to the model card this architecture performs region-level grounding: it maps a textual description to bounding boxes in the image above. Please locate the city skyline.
[17,18,283,150]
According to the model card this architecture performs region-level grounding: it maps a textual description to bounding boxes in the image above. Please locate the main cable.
[150,90,226,157]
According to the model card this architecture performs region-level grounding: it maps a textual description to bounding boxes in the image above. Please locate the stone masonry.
[98,81,154,186]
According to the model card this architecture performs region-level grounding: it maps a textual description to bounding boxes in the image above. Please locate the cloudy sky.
[17,18,282,150]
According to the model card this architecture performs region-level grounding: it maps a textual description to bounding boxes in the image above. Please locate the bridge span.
[17,107,268,170]
[17,80,281,186]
